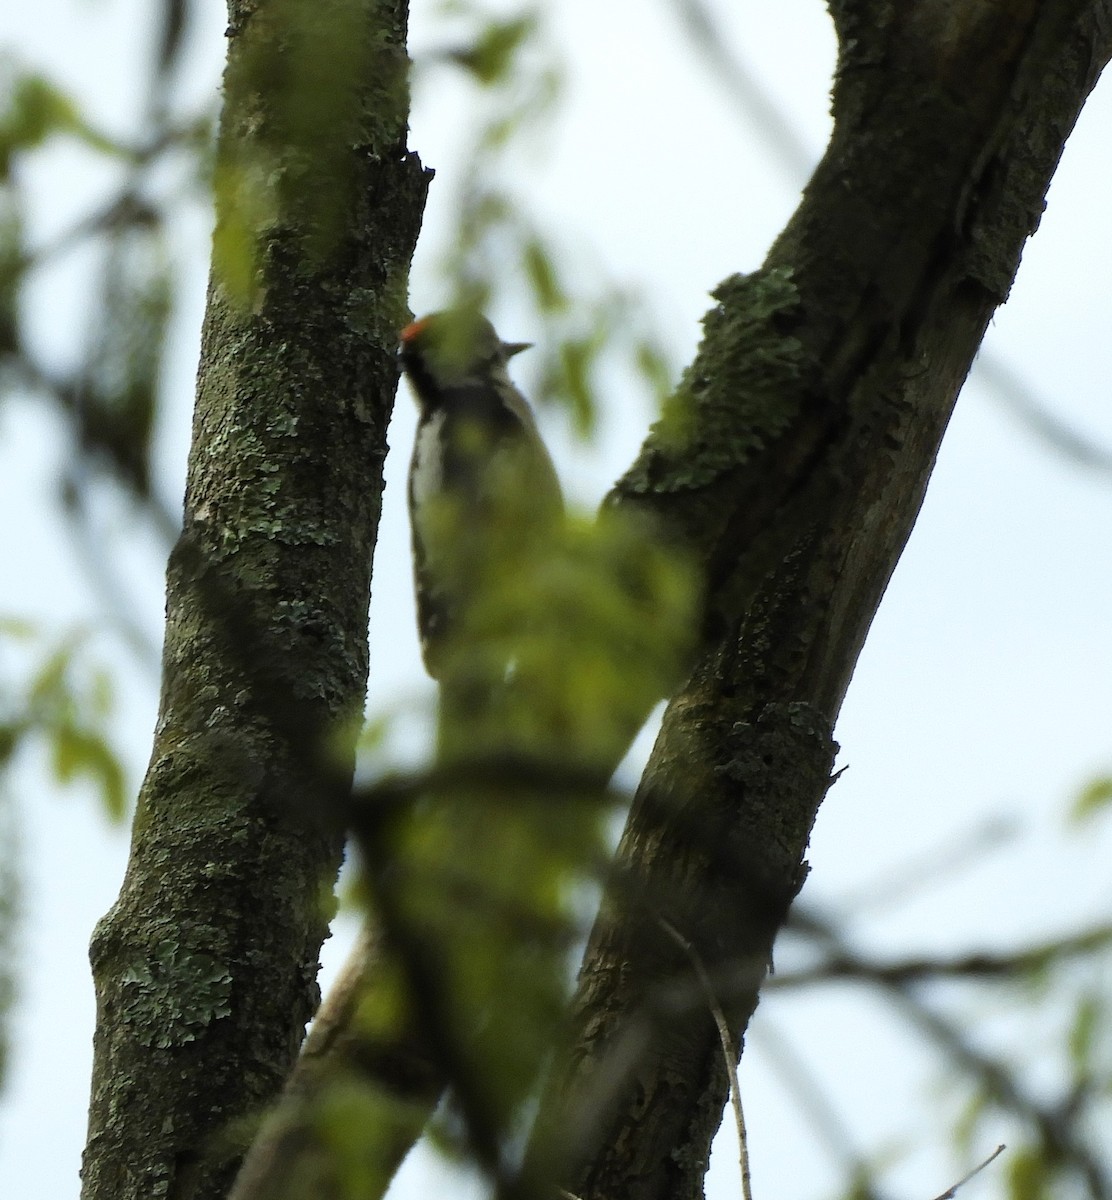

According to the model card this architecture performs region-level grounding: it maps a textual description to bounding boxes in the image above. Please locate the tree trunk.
[79,3,428,1198]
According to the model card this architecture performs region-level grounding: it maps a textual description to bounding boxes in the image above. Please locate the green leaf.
[27,640,74,710]
[375,499,696,1148]
[0,726,18,766]
[951,1085,990,1158]
[313,1077,430,1198]
[1006,1146,1049,1200]
[2,72,82,149]
[7,625,128,822]
[522,236,566,314]
[557,335,598,437]
[0,68,127,166]
[634,337,675,406]
[448,14,537,86]
[50,724,126,821]
[213,0,400,292]
[0,187,23,354]
[1068,991,1101,1073]
[0,616,35,640]
[1070,774,1112,824]
[356,712,392,757]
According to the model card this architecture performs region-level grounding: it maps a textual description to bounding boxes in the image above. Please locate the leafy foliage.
[415,3,677,440]
[1,623,126,821]
[0,622,127,1093]
[0,59,126,171]
[348,481,696,1188]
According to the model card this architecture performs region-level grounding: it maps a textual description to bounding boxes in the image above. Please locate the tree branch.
[531,4,1112,1197]
[770,922,1112,989]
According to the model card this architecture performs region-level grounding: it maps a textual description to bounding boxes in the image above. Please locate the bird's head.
[399,311,531,398]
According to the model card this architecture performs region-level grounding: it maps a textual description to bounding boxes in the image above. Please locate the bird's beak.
[501,340,532,358]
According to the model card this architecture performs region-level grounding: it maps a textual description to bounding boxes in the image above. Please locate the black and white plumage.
[399,312,564,679]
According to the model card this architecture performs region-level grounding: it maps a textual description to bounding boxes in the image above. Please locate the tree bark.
[226,923,446,1200]
[80,3,428,1198]
[535,3,1112,1197]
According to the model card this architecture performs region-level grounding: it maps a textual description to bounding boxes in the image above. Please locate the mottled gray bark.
[80,2,428,1197]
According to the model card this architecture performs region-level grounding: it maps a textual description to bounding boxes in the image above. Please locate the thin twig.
[769,921,1112,990]
[658,916,753,1200]
[352,755,620,817]
[792,912,1108,1200]
[929,1144,1006,1200]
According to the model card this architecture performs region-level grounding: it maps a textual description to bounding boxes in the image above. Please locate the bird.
[399,311,564,680]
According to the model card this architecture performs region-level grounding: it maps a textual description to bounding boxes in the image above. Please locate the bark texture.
[80,2,429,1198]
[226,923,444,1200]
[535,3,1112,1197]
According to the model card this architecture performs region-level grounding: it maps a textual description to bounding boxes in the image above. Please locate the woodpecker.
[399,311,564,679]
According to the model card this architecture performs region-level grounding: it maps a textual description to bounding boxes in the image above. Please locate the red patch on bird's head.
[399,317,432,344]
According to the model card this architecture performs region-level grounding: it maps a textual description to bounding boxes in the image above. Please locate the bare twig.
[929,1144,1006,1200]
[770,922,1112,989]
[782,913,1109,1200]
[658,916,753,1200]
[351,755,622,823]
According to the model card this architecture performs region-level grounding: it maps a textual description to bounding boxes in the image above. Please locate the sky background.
[2,1,1112,1197]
